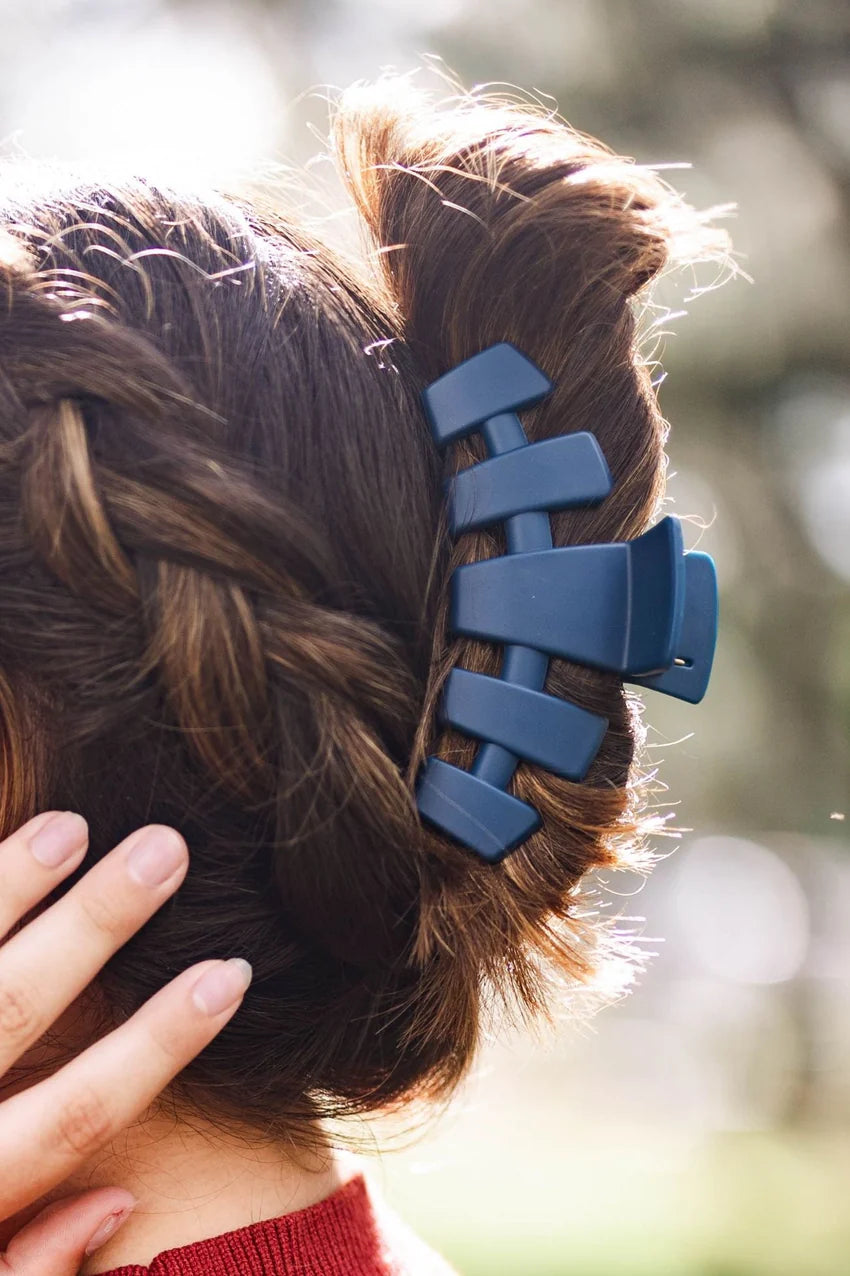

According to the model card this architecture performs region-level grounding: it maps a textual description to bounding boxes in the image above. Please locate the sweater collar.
[97,1173,394,1276]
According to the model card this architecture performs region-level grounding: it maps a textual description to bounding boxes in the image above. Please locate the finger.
[0,957,252,1216]
[1,1188,136,1275]
[0,813,90,942]
[0,824,188,1077]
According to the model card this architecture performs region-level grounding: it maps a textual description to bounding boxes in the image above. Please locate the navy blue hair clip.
[414,343,718,864]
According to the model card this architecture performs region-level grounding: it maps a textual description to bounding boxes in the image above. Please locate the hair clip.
[415,343,718,864]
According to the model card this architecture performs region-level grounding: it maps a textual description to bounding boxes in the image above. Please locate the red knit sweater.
[98,1174,457,1276]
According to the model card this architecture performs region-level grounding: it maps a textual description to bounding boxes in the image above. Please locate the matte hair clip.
[414,343,718,864]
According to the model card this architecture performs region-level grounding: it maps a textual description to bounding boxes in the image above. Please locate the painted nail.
[191,958,253,1016]
[29,812,88,868]
[84,1202,136,1255]
[126,828,187,888]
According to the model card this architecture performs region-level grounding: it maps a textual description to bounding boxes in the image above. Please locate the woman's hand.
[0,811,252,1274]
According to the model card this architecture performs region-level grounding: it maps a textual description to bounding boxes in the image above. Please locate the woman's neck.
[63,1110,349,1274]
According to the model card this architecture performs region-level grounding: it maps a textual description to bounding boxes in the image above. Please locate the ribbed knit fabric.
[98,1174,457,1275]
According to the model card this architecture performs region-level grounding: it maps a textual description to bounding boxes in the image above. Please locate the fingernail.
[126,827,187,887]
[29,812,88,868]
[191,958,253,1015]
[84,1201,136,1255]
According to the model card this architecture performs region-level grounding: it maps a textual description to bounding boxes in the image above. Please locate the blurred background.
[1,1,848,1272]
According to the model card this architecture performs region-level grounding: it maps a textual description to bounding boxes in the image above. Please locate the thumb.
[1,1189,137,1275]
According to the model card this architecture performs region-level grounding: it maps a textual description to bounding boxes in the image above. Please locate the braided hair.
[0,77,731,1141]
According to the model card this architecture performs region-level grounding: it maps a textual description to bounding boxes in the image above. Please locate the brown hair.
[0,75,731,1139]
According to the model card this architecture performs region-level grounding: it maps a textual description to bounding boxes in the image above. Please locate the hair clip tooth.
[630,551,718,704]
[415,755,541,864]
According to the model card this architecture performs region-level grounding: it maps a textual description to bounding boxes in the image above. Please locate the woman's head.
[0,76,730,1140]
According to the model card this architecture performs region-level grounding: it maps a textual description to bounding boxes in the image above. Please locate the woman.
[0,74,731,1274]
